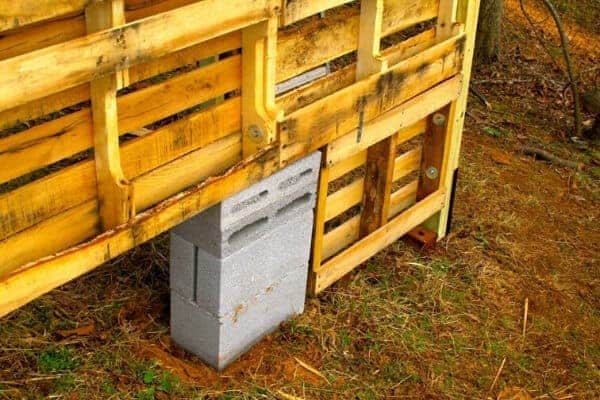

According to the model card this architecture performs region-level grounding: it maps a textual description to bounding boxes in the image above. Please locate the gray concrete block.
[170,210,314,316]
[177,151,321,232]
[170,265,307,370]
[173,184,316,258]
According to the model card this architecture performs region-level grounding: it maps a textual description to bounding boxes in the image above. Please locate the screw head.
[432,113,446,127]
[248,125,263,141]
[425,166,439,180]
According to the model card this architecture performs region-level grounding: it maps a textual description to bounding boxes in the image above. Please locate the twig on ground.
[522,297,529,339]
[522,146,583,170]
[489,357,507,393]
[469,83,492,109]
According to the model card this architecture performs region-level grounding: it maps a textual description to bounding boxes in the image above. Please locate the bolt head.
[248,125,263,141]
[425,166,439,180]
[432,113,446,127]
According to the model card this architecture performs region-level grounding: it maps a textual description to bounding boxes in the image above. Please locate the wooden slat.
[313,189,445,293]
[359,134,397,236]
[134,134,242,211]
[0,55,241,184]
[356,0,386,78]
[436,0,481,237]
[281,0,354,25]
[0,0,273,112]
[87,0,134,229]
[241,17,279,157]
[310,155,330,276]
[324,72,459,167]
[381,28,436,66]
[389,179,418,217]
[0,31,241,131]
[328,151,367,182]
[393,147,422,182]
[417,105,451,200]
[325,178,364,222]
[281,33,465,163]
[382,0,439,36]
[0,0,89,33]
[0,146,280,317]
[321,214,360,261]
[0,98,241,242]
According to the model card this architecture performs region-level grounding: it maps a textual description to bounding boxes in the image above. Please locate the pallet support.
[86,0,134,230]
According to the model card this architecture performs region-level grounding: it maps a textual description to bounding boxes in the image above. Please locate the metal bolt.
[432,113,446,127]
[425,166,439,180]
[248,125,263,141]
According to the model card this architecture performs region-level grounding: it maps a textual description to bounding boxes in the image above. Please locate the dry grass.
[1,0,599,399]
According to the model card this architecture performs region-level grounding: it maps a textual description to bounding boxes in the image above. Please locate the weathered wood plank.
[393,147,422,181]
[0,0,90,33]
[0,146,280,317]
[313,189,445,293]
[0,55,241,184]
[280,34,466,163]
[281,0,354,25]
[325,178,364,222]
[328,150,367,182]
[321,214,360,261]
[389,179,418,217]
[0,0,273,112]
[0,98,241,241]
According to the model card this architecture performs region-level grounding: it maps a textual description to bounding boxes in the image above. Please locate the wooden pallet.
[0,0,480,316]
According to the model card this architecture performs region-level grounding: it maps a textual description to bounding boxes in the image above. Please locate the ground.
[1,0,599,399]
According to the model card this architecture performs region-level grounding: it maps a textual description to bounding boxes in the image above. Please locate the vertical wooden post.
[417,105,451,201]
[308,153,330,296]
[242,12,280,158]
[86,0,134,230]
[356,0,395,238]
[436,0,459,40]
[435,0,481,238]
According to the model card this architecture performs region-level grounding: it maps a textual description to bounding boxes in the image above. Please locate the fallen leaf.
[56,323,95,338]
[497,387,533,400]
[489,149,512,165]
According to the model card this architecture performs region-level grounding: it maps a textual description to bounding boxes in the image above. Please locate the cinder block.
[178,151,321,232]
[170,210,314,316]
[171,265,307,370]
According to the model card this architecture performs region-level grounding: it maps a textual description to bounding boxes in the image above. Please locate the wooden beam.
[356,0,386,79]
[308,152,330,293]
[436,0,481,238]
[359,135,397,236]
[0,0,90,33]
[0,0,275,112]
[313,189,446,293]
[325,178,364,222]
[0,146,280,318]
[417,105,451,200]
[242,17,280,157]
[389,179,418,217]
[280,33,465,163]
[86,0,134,229]
[281,0,354,25]
[393,147,422,182]
[321,215,360,262]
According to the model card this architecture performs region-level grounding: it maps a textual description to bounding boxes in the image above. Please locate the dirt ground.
[1,0,598,399]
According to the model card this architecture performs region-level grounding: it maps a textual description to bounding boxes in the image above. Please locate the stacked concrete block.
[170,152,321,370]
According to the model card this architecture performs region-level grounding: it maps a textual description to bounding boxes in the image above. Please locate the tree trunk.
[475,0,503,65]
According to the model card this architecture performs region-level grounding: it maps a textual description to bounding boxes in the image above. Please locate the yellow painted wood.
[242,17,280,157]
[328,151,367,182]
[281,0,354,25]
[325,178,364,222]
[0,146,280,317]
[281,33,465,163]
[313,189,445,293]
[324,72,461,166]
[389,179,418,217]
[87,0,134,229]
[392,147,422,182]
[0,0,274,112]
[0,98,241,242]
[321,214,361,262]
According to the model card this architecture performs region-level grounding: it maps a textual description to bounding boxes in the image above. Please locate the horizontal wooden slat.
[0,0,271,112]
[314,189,445,293]
[321,214,360,262]
[389,180,418,217]
[0,55,241,184]
[0,146,280,317]
[328,119,426,166]
[281,33,465,163]
[328,150,367,182]
[392,147,422,182]
[0,1,89,33]
[325,178,364,222]
[0,97,241,242]
[134,133,242,211]
[281,0,355,25]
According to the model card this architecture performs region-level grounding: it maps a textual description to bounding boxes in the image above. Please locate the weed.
[38,348,77,372]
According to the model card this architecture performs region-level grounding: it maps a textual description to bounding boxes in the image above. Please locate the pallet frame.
[0,0,480,316]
